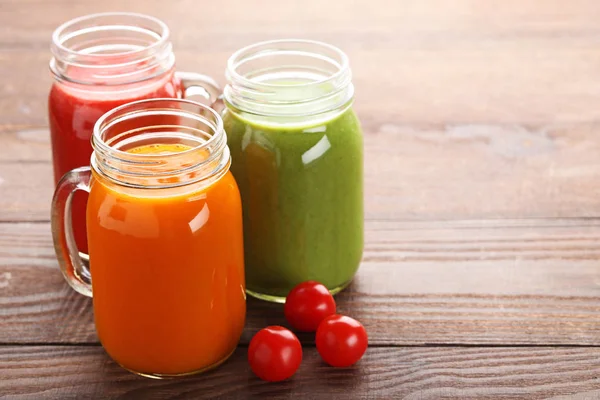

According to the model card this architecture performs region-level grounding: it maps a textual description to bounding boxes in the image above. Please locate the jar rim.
[50,12,174,86]
[226,39,349,89]
[93,98,224,157]
[92,98,229,189]
[51,12,170,61]
[224,39,354,121]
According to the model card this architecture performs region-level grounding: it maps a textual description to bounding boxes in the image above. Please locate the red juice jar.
[48,13,219,253]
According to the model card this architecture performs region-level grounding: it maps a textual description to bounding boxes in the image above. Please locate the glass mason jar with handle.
[48,12,220,254]
[51,99,246,378]
[222,40,364,303]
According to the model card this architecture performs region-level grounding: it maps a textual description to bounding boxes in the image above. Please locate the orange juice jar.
[51,99,246,378]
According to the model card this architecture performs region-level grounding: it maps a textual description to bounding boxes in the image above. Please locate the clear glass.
[51,99,245,378]
[223,40,364,302]
[48,12,220,256]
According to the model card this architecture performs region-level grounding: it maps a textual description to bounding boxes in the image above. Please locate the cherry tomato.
[284,281,336,332]
[248,326,303,382]
[316,315,368,367]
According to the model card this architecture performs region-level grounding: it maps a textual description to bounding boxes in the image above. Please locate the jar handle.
[177,71,225,113]
[51,167,93,297]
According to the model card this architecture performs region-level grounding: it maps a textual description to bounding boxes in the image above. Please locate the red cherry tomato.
[316,315,368,367]
[284,281,336,332]
[248,326,303,382]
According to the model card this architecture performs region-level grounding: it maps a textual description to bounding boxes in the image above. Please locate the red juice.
[48,71,181,252]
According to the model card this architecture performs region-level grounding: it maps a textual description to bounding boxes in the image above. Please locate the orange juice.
[87,143,245,377]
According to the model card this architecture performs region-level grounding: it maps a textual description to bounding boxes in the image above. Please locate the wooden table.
[2,1,600,398]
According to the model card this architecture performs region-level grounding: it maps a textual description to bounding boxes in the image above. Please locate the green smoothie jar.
[223,40,363,302]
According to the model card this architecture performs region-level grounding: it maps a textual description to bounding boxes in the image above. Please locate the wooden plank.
[3,0,600,48]
[0,128,49,163]
[3,1,600,398]
[5,39,600,127]
[2,345,600,399]
[2,220,599,345]
[3,2,600,220]
[3,121,600,221]
[2,1,600,127]
[0,163,52,222]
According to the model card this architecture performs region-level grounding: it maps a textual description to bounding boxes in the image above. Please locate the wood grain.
[3,0,600,129]
[2,220,599,345]
[3,1,600,398]
[2,345,600,400]
[3,2,600,221]
[4,122,600,221]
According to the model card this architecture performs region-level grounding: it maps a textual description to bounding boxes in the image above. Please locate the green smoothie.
[223,107,364,301]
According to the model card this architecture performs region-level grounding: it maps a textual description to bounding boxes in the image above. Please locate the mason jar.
[222,39,364,302]
[51,99,245,378]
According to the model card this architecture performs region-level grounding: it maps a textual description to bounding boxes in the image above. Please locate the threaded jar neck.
[50,12,175,86]
[224,39,354,125]
[91,98,229,189]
